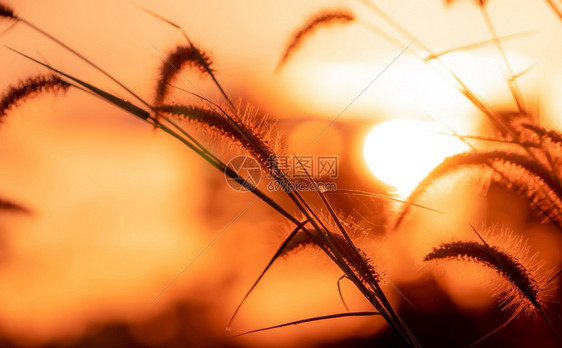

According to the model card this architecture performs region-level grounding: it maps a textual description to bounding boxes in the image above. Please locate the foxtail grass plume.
[0,198,31,214]
[0,74,70,122]
[394,150,562,230]
[155,45,213,105]
[425,240,543,315]
[519,123,562,146]
[277,9,355,69]
[154,102,280,169]
[505,115,562,151]
[282,226,382,285]
[0,3,16,20]
[394,112,562,232]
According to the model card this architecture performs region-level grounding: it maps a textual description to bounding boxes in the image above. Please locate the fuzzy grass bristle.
[278,9,355,69]
[279,212,383,286]
[155,45,213,105]
[153,102,279,169]
[425,240,542,315]
[284,229,382,283]
[0,74,70,121]
[330,233,383,285]
[227,215,383,332]
[394,150,562,230]
[497,112,562,146]
[493,161,562,227]
[0,198,31,214]
[518,122,562,147]
[0,3,16,20]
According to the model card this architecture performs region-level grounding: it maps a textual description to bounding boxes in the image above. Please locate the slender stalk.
[479,6,526,114]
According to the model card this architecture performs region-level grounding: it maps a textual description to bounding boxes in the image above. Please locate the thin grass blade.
[232,311,380,337]
[227,224,306,330]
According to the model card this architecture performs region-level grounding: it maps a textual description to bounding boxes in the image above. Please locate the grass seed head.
[155,45,213,105]
[394,150,562,230]
[0,3,17,20]
[0,74,70,122]
[154,101,279,170]
[424,234,550,316]
[278,9,355,69]
[0,198,31,214]
[286,212,383,285]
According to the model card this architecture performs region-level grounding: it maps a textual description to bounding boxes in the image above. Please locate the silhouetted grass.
[0,1,560,347]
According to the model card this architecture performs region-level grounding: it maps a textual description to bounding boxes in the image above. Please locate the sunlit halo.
[364,119,469,197]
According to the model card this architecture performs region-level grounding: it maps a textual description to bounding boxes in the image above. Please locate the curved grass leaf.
[231,311,380,337]
[227,224,306,330]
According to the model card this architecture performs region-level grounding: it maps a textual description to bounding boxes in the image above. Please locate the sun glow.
[364,119,469,197]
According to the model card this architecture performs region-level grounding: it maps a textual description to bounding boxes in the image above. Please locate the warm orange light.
[363,119,469,196]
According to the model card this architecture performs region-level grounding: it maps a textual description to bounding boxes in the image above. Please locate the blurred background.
[0,0,560,347]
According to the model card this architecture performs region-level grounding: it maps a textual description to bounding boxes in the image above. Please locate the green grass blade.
[5,47,151,120]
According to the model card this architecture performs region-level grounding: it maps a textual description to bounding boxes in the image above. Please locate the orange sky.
[0,0,561,346]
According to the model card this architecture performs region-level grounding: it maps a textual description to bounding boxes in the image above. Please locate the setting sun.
[363,119,469,196]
